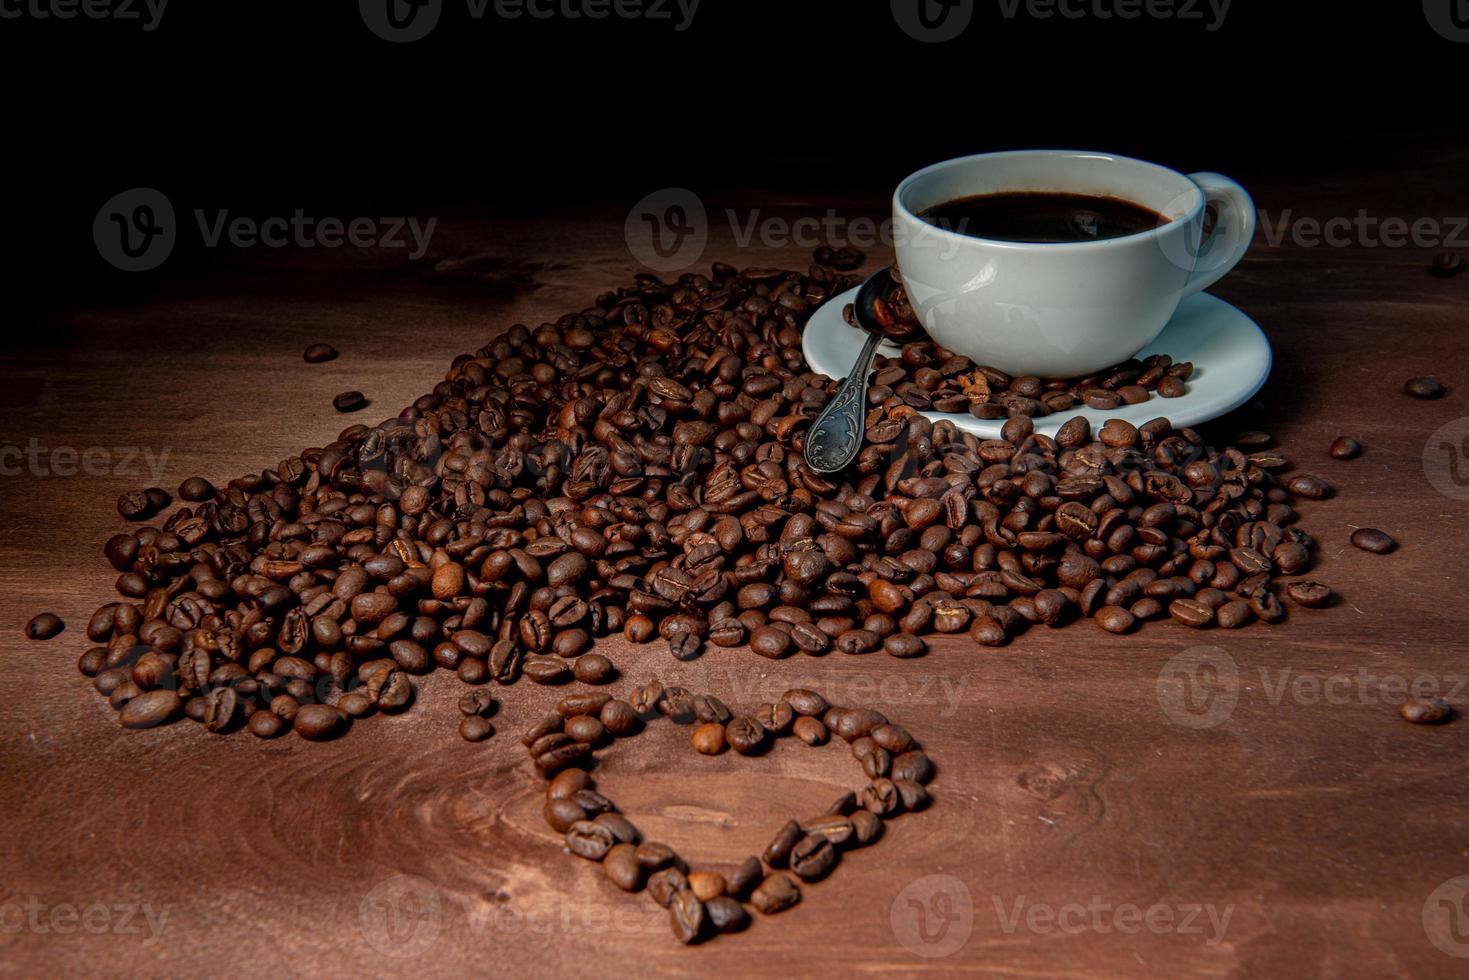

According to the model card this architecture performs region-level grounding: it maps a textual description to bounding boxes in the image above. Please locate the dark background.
[4,0,1464,314]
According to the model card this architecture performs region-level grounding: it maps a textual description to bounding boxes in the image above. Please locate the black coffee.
[919,192,1168,243]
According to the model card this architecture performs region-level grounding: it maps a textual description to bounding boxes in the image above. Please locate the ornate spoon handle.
[803,327,884,474]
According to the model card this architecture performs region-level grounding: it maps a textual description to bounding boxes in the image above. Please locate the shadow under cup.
[893,151,1210,379]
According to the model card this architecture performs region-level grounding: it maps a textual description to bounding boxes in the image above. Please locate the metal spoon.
[803,266,899,474]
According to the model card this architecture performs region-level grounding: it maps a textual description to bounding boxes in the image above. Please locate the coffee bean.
[648,867,687,906]
[332,390,368,412]
[726,716,767,755]
[1404,377,1446,399]
[294,704,346,741]
[1350,528,1395,554]
[1094,605,1135,634]
[875,637,922,658]
[248,710,286,739]
[118,689,182,729]
[749,626,792,659]
[790,834,836,881]
[566,820,615,861]
[1169,598,1215,628]
[604,843,644,891]
[24,613,63,640]
[303,343,339,363]
[669,887,706,944]
[1431,250,1464,277]
[750,873,801,915]
[792,716,828,745]
[1217,599,1254,629]
[1284,581,1333,608]
[116,490,152,521]
[688,871,726,901]
[1329,436,1361,460]
[573,653,615,684]
[705,896,748,933]
[624,614,656,644]
[1400,697,1453,725]
[849,810,883,846]
[177,476,216,501]
[692,722,727,755]
[764,820,802,868]
[459,716,493,742]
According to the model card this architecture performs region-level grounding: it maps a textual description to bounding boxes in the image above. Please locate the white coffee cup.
[892,150,1255,378]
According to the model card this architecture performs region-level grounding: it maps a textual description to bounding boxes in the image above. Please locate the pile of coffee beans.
[844,269,1192,418]
[75,250,1340,740]
[528,683,933,944]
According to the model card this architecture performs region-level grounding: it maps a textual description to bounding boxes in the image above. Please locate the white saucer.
[802,287,1272,438]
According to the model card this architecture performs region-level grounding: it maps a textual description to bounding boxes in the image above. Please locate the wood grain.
[3,155,1469,977]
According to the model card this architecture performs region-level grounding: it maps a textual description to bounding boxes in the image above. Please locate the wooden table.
[4,154,1469,978]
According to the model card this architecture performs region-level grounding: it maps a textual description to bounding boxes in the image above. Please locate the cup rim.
[893,149,1205,252]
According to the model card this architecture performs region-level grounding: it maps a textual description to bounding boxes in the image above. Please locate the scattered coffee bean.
[1400,697,1453,725]
[1350,528,1396,554]
[1404,377,1447,399]
[750,873,801,915]
[303,343,339,363]
[1285,581,1334,608]
[1430,252,1464,278]
[1328,436,1361,460]
[332,390,368,413]
[24,613,63,640]
[459,715,493,742]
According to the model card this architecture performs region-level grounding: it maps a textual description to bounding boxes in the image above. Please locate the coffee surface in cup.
[919,192,1168,244]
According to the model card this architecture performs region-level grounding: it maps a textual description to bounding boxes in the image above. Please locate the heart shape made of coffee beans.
[523,680,937,944]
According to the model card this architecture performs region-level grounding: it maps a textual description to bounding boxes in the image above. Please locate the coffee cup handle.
[1180,172,1256,298]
